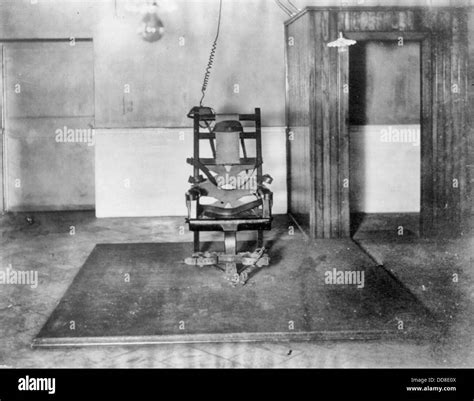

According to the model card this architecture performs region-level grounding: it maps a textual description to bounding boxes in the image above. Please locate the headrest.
[214,120,243,133]
[214,120,241,165]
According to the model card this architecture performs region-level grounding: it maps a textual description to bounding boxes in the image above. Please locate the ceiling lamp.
[137,2,165,42]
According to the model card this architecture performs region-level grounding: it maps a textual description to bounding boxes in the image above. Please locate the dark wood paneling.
[441,11,452,232]
[454,9,470,232]
[420,38,434,236]
[329,11,339,238]
[468,11,474,221]
[312,11,324,238]
[424,9,470,236]
[286,12,314,232]
[435,28,445,231]
[0,46,3,212]
[321,11,331,238]
[451,11,461,230]
[286,7,471,238]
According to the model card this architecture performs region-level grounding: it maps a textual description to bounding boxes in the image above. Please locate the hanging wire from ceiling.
[286,0,300,13]
[274,0,293,16]
[199,0,223,106]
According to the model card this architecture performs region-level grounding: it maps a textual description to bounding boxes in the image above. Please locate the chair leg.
[224,231,237,255]
[193,231,200,253]
[257,230,264,248]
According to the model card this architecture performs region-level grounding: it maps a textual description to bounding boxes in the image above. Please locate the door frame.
[342,31,433,236]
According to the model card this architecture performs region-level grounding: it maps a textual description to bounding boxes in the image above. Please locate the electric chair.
[184,107,273,285]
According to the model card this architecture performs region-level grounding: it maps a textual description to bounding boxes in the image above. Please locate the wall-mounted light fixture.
[327,32,356,51]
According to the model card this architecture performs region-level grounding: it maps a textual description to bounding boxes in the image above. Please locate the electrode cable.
[199,0,223,107]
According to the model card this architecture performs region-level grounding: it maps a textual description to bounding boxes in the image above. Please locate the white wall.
[95,127,287,217]
[349,125,420,213]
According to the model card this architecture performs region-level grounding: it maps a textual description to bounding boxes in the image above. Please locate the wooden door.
[2,40,94,211]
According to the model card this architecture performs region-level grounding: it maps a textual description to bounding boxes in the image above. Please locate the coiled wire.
[199,0,223,106]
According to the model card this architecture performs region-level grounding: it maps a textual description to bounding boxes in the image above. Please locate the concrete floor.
[0,211,473,368]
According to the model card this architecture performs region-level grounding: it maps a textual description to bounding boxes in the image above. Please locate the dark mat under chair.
[34,240,439,346]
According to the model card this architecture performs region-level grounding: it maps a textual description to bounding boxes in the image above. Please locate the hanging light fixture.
[327,32,356,51]
[137,2,165,42]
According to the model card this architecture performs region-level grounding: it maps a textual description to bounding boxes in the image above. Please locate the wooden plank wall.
[469,10,474,221]
[286,7,470,238]
[421,9,470,236]
[286,12,314,232]
[308,11,350,238]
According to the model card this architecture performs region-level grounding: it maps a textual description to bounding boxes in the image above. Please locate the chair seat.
[187,217,272,232]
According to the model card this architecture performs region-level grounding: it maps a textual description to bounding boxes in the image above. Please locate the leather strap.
[186,158,218,186]
[201,199,262,218]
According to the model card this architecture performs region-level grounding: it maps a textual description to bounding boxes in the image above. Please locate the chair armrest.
[186,187,202,200]
[257,186,273,218]
[257,186,272,198]
[186,187,202,218]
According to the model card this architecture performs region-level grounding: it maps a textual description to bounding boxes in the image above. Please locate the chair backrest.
[191,108,263,190]
[214,121,242,165]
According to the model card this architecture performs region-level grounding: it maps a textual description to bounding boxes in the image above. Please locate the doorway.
[347,38,421,238]
[1,39,95,212]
